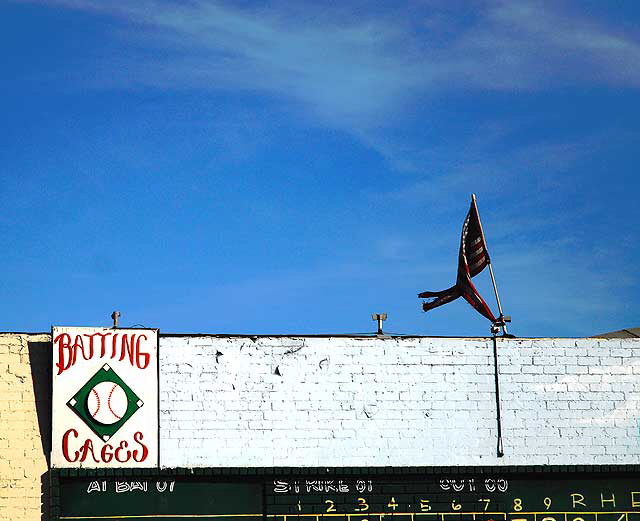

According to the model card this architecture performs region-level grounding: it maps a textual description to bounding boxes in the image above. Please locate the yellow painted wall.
[0,333,51,521]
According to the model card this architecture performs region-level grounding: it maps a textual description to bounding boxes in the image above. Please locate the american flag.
[418,195,497,322]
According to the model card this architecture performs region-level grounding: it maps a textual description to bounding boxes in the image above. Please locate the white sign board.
[51,326,158,468]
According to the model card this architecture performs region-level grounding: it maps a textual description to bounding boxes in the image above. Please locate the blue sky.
[2,0,639,337]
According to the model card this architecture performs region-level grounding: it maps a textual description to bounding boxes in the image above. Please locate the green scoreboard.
[53,467,640,521]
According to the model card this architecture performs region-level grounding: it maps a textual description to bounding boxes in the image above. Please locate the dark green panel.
[268,475,640,515]
[55,469,640,521]
[59,478,262,520]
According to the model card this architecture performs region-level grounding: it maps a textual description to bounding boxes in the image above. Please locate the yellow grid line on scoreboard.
[268,513,638,516]
[57,512,639,520]
[267,513,638,520]
[59,515,264,519]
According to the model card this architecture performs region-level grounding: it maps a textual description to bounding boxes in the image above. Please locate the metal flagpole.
[471,193,507,457]
[471,194,509,335]
[492,334,505,457]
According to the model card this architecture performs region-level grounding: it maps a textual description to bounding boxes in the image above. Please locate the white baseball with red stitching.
[86,381,128,425]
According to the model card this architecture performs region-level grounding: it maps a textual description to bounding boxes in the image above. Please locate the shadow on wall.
[28,341,52,521]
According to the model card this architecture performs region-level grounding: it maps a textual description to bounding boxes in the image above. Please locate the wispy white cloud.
[17,0,640,190]
[372,127,610,211]
[462,1,640,90]
[24,0,640,135]
[34,0,425,131]
[14,0,639,335]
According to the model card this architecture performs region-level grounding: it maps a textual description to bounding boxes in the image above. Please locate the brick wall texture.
[5,332,640,520]
[160,335,640,468]
[0,333,50,521]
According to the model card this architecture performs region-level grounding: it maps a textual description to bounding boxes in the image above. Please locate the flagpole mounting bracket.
[491,315,511,336]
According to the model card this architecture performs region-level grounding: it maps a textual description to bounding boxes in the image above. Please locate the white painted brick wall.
[159,335,640,468]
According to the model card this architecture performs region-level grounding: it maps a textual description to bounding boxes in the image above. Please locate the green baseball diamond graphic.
[66,364,143,442]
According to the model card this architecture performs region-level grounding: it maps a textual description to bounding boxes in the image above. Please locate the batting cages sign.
[51,326,159,469]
